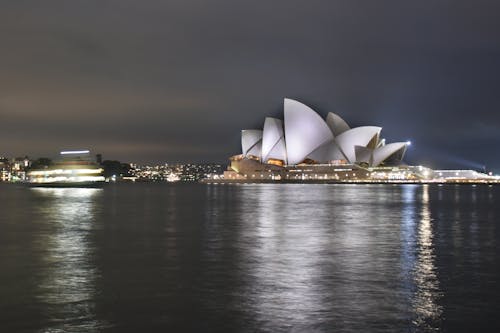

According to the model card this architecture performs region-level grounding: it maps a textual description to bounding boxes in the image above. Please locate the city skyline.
[1,1,500,172]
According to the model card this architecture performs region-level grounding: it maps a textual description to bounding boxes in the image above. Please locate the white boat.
[27,150,105,187]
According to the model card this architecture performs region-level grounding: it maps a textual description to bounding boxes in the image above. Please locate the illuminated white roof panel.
[241,130,263,157]
[377,138,386,148]
[307,140,346,162]
[335,126,381,163]
[247,141,262,158]
[354,146,373,165]
[284,98,334,165]
[372,142,408,167]
[262,117,286,163]
[266,138,286,162]
[326,112,350,136]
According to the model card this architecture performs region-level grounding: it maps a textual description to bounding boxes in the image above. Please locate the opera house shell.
[239,98,408,167]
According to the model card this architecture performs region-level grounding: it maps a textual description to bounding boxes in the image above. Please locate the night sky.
[1,1,500,171]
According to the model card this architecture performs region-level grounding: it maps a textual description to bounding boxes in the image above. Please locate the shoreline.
[200,179,500,185]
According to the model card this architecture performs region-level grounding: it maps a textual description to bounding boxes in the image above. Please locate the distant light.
[60,150,90,155]
[406,141,412,146]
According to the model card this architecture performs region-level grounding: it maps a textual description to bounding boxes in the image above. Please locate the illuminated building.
[226,98,410,180]
[0,157,10,181]
[128,163,224,182]
[240,98,408,167]
[205,99,499,184]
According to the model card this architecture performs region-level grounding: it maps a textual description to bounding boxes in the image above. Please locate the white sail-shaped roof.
[237,99,410,167]
[355,146,373,165]
[377,138,386,148]
[326,112,350,136]
[307,140,330,162]
[266,139,287,162]
[241,130,263,157]
[247,141,262,158]
[284,98,334,165]
[372,142,407,167]
[262,117,287,163]
[335,126,381,163]
[308,140,346,162]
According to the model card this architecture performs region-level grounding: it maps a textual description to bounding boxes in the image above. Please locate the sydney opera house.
[210,98,498,183]
[241,98,408,167]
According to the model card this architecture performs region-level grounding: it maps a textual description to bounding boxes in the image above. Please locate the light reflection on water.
[1,183,499,332]
[236,184,445,331]
[413,185,442,329]
[31,187,106,332]
[242,185,330,330]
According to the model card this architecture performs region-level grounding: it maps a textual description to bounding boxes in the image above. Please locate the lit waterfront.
[1,183,499,332]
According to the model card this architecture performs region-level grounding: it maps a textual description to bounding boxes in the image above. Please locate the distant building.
[433,170,491,180]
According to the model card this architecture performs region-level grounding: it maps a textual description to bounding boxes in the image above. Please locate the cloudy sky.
[1,0,500,170]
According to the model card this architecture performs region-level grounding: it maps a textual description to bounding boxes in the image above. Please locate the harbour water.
[0,183,499,332]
